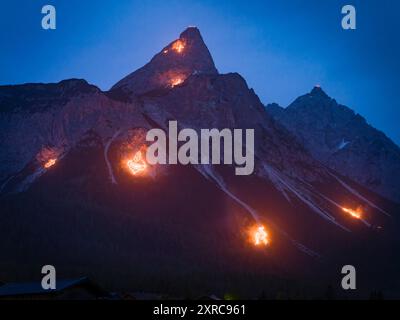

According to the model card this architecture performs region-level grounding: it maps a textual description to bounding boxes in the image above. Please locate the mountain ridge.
[266,86,400,203]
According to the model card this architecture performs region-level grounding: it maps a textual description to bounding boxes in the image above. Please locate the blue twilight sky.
[0,0,399,144]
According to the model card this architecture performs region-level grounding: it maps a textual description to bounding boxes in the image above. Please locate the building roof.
[0,277,106,297]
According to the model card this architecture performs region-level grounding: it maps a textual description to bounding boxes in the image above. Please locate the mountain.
[0,79,148,192]
[111,27,218,96]
[266,86,400,203]
[1,28,399,298]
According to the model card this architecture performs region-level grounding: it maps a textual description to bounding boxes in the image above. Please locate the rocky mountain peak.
[179,26,202,42]
[310,85,329,98]
[111,27,218,96]
[266,87,400,203]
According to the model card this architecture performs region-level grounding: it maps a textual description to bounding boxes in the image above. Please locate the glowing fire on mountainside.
[172,39,186,53]
[126,149,147,176]
[342,206,363,219]
[44,158,57,169]
[36,147,61,170]
[119,129,150,177]
[170,77,184,87]
[249,224,270,247]
[157,70,188,89]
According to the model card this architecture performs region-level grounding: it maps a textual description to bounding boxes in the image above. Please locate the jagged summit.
[111,27,218,96]
[267,86,400,202]
[179,26,203,42]
[286,86,335,111]
[310,85,329,98]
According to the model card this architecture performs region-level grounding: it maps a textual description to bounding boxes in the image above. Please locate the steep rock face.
[0,79,147,184]
[111,27,218,96]
[140,72,324,181]
[266,86,400,203]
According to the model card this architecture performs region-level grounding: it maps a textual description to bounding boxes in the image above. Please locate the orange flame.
[127,150,147,176]
[252,225,269,246]
[170,77,184,87]
[44,158,57,169]
[172,40,185,53]
[342,206,362,219]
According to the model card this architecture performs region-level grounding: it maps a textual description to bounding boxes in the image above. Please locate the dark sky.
[1,0,399,144]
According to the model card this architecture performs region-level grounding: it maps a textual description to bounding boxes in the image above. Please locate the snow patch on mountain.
[328,171,391,217]
[196,164,321,258]
[104,129,121,185]
[262,164,350,232]
[264,164,350,232]
[337,138,350,151]
[197,164,261,222]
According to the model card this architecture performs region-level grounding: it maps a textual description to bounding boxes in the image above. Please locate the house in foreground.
[0,277,111,300]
